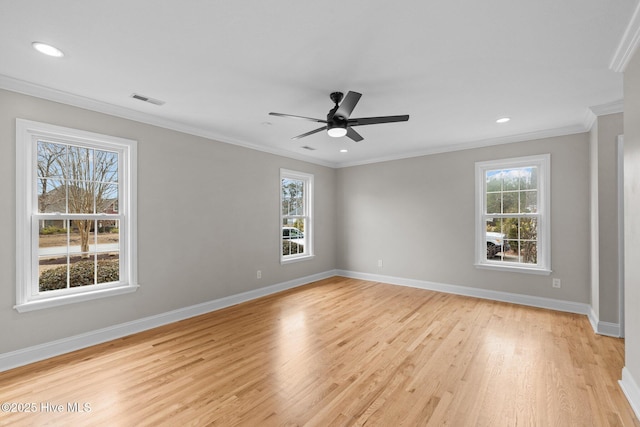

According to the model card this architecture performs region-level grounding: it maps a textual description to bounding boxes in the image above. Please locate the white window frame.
[475,154,551,275]
[280,169,314,264]
[15,119,138,312]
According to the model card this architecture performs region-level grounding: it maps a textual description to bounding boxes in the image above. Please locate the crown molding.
[582,108,598,132]
[610,2,640,72]
[590,99,624,117]
[0,74,335,169]
[0,74,608,170]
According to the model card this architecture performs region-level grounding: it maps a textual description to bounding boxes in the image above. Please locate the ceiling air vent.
[130,93,165,106]
[301,146,316,151]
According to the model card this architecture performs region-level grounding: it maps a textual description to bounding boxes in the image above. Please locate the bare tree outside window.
[37,141,120,290]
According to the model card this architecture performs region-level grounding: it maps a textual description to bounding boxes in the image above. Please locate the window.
[280,169,313,263]
[16,119,138,312]
[475,154,550,274]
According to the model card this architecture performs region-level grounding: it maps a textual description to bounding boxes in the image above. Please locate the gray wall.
[0,85,625,364]
[336,134,591,303]
[624,47,640,397]
[0,89,337,353]
[596,113,624,324]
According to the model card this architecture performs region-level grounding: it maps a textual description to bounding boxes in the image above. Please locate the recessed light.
[496,117,510,124]
[340,149,348,153]
[32,42,64,58]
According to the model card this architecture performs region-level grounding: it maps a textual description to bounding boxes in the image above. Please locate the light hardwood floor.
[0,277,638,426]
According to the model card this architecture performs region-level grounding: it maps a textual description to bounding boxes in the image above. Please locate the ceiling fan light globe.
[327,127,347,138]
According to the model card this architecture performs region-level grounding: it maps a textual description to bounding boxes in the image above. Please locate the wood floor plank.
[0,277,638,426]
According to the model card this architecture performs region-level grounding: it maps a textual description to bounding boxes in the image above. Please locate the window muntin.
[280,169,313,262]
[475,155,550,274]
[16,119,138,312]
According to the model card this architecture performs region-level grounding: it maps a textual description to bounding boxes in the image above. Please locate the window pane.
[503,169,520,191]
[486,217,503,233]
[68,258,97,288]
[282,178,305,216]
[486,171,502,192]
[503,192,518,213]
[486,193,501,214]
[67,146,93,181]
[519,217,537,240]
[486,218,505,259]
[502,217,517,241]
[521,241,537,264]
[282,219,305,256]
[95,149,119,183]
[520,190,537,213]
[519,167,538,190]
[96,256,119,284]
[68,221,97,258]
[67,146,93,213]
[504,239,517,261]
[38,178,66,213]
[37,142,67,213]
[37,141,66,179]
[39,255,69,292]
[39,222,69,254]
[67,181,94,213]
[99,184,119,213]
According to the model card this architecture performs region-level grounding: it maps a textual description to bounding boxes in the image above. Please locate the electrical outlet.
[377,259,383,268]
[257,270,262,279]
[552,278,561,288]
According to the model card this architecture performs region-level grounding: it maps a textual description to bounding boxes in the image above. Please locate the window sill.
[475,263,552,276]
[14,284,139,313]
[281,254,315,265]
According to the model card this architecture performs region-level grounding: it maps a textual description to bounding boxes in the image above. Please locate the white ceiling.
[0,1,637,167]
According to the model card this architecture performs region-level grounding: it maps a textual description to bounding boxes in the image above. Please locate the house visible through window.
[280,169,313,263]
[16,119,138,312]
[475,154,550,274]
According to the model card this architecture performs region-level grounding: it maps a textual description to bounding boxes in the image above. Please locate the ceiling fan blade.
[346,127,364,142]
[269,112,327,123]
[334,91,362,119]
[348,115,410,126]
[292,126,327,140]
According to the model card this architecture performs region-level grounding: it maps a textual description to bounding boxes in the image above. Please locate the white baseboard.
[597,321,622,337]
[340,270,625,337]
[620,367,640,420]
[337,270,592,316]
[588,307,622,337]
[0,270,338,372]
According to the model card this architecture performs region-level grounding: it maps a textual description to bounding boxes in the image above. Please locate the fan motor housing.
[330,91,344,105]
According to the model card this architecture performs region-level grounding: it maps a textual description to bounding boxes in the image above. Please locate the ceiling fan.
[269,91,409,142]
